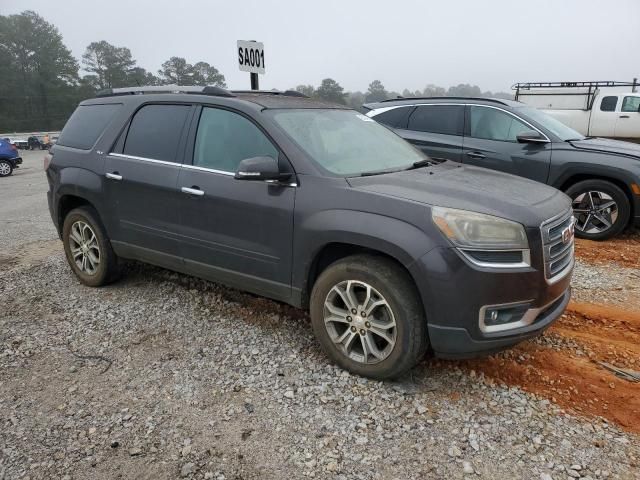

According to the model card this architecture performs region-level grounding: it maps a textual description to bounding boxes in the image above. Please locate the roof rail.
[231,89,309,98]
[378,96,509,105]
[95,85,236,98]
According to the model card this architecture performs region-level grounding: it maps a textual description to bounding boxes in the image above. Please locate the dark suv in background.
[47,86,573,379]
[364,97,640,240]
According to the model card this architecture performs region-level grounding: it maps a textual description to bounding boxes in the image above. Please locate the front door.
[615,95,640,139]
[104,103,191,265]
[462,105,551,183]
[178,106,296,301]
[590,95,619,137]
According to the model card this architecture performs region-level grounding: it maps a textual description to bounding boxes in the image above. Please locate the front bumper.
[409,244,573,359]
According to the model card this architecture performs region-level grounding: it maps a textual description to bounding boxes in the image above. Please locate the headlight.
[432,206,528,250]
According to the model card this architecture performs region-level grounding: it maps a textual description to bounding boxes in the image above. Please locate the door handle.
[181,186,204,196]
[619,115,630,119]
[466,151,486,159]
[106,172,122,181]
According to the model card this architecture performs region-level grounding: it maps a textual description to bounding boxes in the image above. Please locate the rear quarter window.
[372,106,414,128]
[57,104,122,150]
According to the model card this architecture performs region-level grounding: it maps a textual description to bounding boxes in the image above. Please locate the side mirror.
[516,130,549,144]
[234,156,292,182]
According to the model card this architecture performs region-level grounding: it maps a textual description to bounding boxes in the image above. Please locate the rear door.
[589,95,619,137]
[462,105,551,183]
[177,106,296,301]
[104,103,192,265]
[395,104,465,161]
[615,95,640,139]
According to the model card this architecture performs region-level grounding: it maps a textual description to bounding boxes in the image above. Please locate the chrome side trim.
[182,163,234,176]
[458,248,531,269]
[478,293,563,334]
[108,152,179,167]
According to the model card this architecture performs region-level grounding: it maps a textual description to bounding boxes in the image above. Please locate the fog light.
[483,303,530,327]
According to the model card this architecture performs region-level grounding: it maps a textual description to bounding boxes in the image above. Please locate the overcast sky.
[3,0,639,93]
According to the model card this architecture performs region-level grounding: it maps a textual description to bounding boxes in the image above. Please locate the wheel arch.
[557,173,635,221]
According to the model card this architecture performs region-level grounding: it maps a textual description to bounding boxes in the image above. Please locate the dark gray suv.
[364,97,640,240]
[47,86,574,379]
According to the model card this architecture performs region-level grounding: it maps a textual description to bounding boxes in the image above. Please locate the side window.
[621,96,640,113]
[123,104,190,162]
[372,106,413,129]
[194,107,278,172]
[407,105,464,135]
[469,106,532,142]
[600,96,618,112]
[58,104,121,150]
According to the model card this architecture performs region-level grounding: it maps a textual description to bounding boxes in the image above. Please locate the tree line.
[0,11,226,132]
[0,10,512,133]
[294,80,513,109]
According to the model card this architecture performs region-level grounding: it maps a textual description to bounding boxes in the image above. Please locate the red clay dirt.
[575,231,640,268]
[452,302,640,433]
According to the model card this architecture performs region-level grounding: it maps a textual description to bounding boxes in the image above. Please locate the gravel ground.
[1,151,639,479]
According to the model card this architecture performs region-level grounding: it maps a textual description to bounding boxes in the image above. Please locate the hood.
[569,137,640,159]
[347,161,571,226]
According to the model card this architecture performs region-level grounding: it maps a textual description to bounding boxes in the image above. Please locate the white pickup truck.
[514,81,640,140]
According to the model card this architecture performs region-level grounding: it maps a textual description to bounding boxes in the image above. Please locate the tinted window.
[372,106,413,128]
[194,107,278,172]
[469,106,531,142]
[621,96,640,112]
[58,104,121,150]
[407,105,464,136]
[124,104,190,162]
[600,96,618,112]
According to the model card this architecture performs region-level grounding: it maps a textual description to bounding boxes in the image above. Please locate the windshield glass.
[515,105,585,141]
[268,109,426,176]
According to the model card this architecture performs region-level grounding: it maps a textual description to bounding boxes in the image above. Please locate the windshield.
[515,105,585,141]
[268,109,426,176]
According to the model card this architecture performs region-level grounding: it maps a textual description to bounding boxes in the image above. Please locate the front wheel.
[310,254,428,380]
[566,179,630,241]
[0,160,13,177]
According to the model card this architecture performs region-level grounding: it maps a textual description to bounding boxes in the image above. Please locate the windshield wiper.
[403,158,434,171]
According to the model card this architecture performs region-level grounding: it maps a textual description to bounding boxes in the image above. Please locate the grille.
[541,210,575,280]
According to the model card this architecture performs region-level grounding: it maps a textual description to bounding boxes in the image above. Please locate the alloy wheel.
[323,280,397,364]
[0,162,11,176]
[69,220,101,275]
[572,191,618,235]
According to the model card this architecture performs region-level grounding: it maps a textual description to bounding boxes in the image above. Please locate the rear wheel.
[566,179,630,240]
[310,254,428,379]
[62,207,119,287]
[0,160,13,177]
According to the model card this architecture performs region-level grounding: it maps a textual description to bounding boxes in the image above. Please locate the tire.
[0,160,13,177]
[62,206,119,287]
[310,254,428,380]
[565,179,630,241]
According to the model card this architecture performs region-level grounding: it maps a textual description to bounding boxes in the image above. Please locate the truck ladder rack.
[512,79,639,110]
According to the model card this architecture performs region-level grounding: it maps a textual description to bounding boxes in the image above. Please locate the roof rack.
[512,79,639,109]
[378,96,509,105]
[231,89,309,98]
[95,85,236,98]
[513,80,638,91]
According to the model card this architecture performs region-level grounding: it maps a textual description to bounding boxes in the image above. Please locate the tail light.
[44,151,52,171]
[10,143,17,152]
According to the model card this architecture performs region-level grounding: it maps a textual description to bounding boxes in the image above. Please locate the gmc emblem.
[561,222,575,244]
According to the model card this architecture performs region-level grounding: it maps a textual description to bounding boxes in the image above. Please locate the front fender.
[292,208,438,297]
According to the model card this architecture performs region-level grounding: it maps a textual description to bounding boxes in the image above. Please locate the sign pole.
[251,72,259,91]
